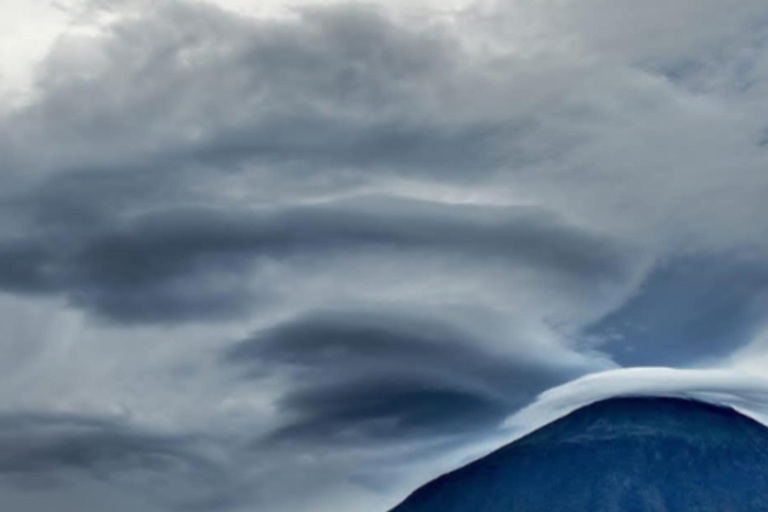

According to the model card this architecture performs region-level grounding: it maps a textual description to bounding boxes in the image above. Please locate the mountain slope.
[390,397,768,512]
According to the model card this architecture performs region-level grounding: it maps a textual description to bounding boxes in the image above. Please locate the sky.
[4,0,768,510]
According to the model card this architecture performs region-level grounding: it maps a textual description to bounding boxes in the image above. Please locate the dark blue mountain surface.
[390,397,768,512]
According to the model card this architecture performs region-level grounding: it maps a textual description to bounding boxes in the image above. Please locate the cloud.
[0,194,637,324]
[4,1,507,181]
[0,414,193,477]
[506,367,768,437]
[8,0,768,259]
[224,309,604,443]
[0,411,227,511]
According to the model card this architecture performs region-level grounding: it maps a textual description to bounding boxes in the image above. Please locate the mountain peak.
[391,396,768,512]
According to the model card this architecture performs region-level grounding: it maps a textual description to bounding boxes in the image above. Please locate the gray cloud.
[4,1,517,183]
[0,412,231,511]
[225,310,597,443]
[0,413,203,479]
[0,194,635,324]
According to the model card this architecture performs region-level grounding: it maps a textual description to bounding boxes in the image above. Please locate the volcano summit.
[390,396,768,512]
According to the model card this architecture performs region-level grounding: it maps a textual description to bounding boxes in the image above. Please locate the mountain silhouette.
[390,396,768,512]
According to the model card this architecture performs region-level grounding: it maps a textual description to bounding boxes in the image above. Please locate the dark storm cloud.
[584,255,768,367]
[0,195,633,323]
[225,310,593,443]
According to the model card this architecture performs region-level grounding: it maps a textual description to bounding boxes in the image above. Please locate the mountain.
[390,396,768,512]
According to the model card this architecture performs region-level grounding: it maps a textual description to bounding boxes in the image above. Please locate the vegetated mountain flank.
[390,396,768,512]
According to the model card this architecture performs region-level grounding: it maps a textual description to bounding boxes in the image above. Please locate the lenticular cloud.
[508,367,768,436]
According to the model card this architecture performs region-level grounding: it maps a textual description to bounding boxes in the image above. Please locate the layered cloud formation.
[3,0,768,510]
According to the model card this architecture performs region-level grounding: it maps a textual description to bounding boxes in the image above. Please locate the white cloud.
[507,367,768,436]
